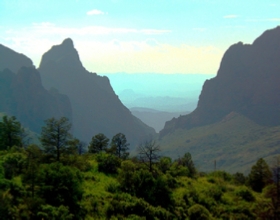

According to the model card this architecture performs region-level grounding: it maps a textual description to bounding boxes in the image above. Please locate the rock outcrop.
[39,39,155,145]
[160,26,280,137]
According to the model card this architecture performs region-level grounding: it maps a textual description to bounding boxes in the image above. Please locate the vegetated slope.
[160,112,280,173]
[159,26,280,172]
[160,26,280,137]
[0,54,72,133]
[38,39,156,146]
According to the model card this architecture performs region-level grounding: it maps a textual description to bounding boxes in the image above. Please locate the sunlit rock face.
[160,26,280,137]
[39,39,155,145]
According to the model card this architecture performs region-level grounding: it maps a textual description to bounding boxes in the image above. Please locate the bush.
[36,162,84,219]
[235,186,255,202]
[188,204,211,220]
[96,153,121,174]
[106,193,173,219]
[2,152,26,179]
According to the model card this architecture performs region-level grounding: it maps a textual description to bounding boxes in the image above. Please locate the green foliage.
[188,204,211,220]
[36,162,84,219]
[0,115,24,150]
[169,161,190,177]
[208,170,232,182]
[40,117,73,162]
[118,160,174,209]
[88,133,109,154]
[106,193,174,219]
[96,152,121,174]
[37,204,74,220]
[232,172,247,185]
[2,151,26,179]
[177,152,196,178]
[158,156,172,174]
[0,117,278,219]
[109,133,130,159]
[234,186,255,202]
[248,158,272,192]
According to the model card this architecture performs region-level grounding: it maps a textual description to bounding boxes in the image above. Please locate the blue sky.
[1,0,280,74]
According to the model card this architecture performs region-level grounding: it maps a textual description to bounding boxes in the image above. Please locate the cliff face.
[0,45,72,133]
[39,39,155,145]
[160,26,280,137]
[0,44,33,72]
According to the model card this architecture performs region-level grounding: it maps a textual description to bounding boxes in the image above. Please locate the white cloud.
[87,9,105,15]
[246,18,280,22]
[223,15,239,19]
[1,23,221,74]
[77,40,223,74]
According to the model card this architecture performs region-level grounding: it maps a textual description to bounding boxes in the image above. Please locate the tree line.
[0,115,280,219]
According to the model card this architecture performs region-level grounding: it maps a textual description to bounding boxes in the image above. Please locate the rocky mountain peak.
[39,38,82,70]
[160,26,280,137]
[61,38,74,48]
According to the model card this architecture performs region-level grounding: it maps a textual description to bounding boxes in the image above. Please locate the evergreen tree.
[248,158,272,192]
[88,133,109,154]
[109,133,129,159]
[0,116,24,150]
[177,152,196,178]
[40,117,72,161]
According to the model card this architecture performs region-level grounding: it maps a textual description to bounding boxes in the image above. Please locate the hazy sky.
[1,0,279,74]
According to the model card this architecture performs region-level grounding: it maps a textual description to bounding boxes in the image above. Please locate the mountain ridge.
[160,26,280,137]
[38,39,156,146]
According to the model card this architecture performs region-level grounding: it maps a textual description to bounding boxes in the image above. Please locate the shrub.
[96,153,121,174]
[235,186,255,202]
[188,204,211,220]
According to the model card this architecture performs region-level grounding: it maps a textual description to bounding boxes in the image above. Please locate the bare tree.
[137,140,161,172]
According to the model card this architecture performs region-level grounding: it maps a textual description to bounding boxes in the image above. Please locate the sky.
[1,0,280,74]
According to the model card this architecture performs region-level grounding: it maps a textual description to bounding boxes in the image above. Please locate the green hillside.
[159,112,280,173]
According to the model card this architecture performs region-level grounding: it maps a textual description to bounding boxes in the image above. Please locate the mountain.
[160,112,280,173]
[159,26,280,172]
[130,107,189,132]
[38,39,156,146]
[103,73,213,112]
[0,44,33,73]
[160,26,280,137]
[0,66,72,132]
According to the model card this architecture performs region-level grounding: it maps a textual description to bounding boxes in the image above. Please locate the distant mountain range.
[0,39,156,146]
[102,73,213,112]
[159,26,280,173]
[130,107,189,132]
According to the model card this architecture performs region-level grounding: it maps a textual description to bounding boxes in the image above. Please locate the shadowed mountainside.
[0,66,72,132]
[38,39,156,146]
[160,26,280,137]
[159,26,280,173]
[0,44,33,73]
